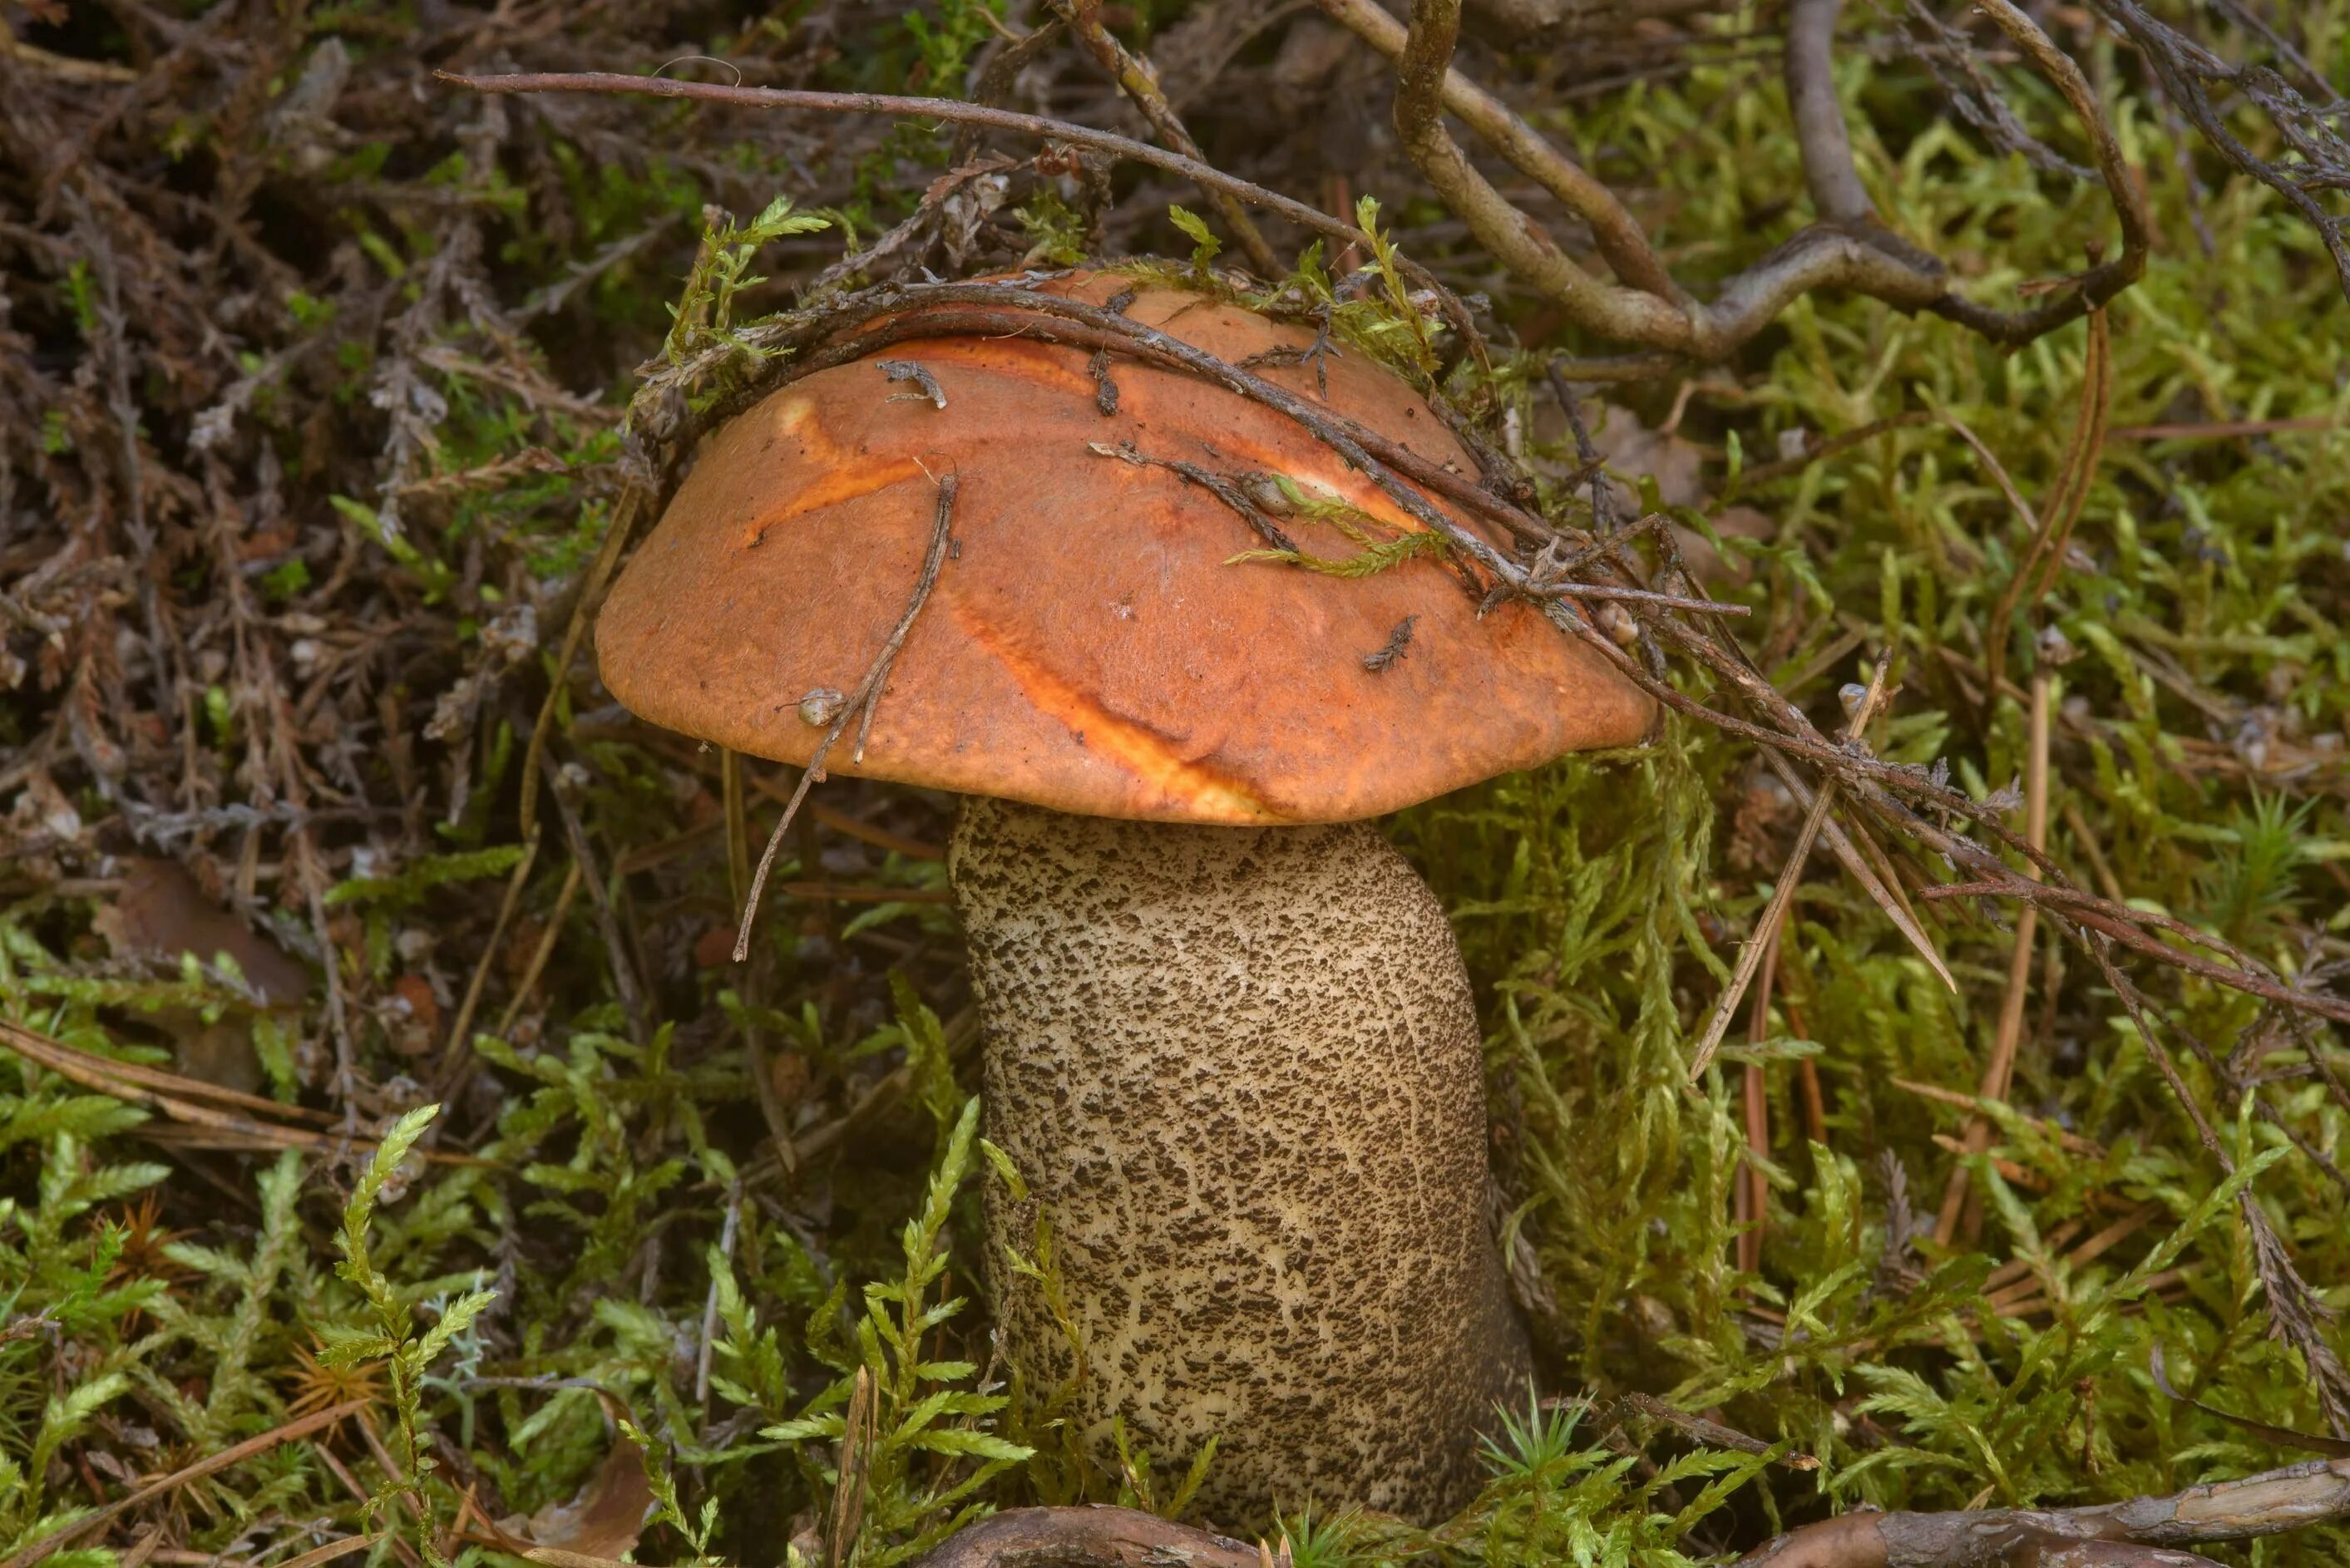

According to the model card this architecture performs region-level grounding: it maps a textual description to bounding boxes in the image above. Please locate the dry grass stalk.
[0,1399,369,1568]
[1736,918,1785,1275]
[1935,668,2054,1245]
[1689,660,1892,1081]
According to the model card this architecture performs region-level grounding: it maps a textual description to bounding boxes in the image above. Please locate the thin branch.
[1923,0,2152,343]
[1760,747,1955,988]
[541,750,648,1044]
[1045,0,1281,277]
[735,474,959,961]
[911,1506,1258,1568]
[1528,581,1751,614]
[1734,1457,2350,1566]
[1786,0,1875,224]
[1933,668,2051,1245]
[1985,305,2111,700]
[1721,412,1937,496]
[1312,0,1678,297]
[1916,878,2350,1027]
[0,1400,373,1568]
[439,71,1361,260]
[1690,659,1892,1080]
[432,828,540,1094]
[1903,0,2098,184]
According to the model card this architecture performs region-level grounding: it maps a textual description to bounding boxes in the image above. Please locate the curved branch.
[1044,0,1282,278]
[911,1506,1259,1568]
[1697,223,1949,353]
[1786,0,1874,224]
[1312,0,1678,297]
[1928,0,2151,339]
[1389,0,1691,344]
[1345,0,2148,365]
[1736,1460,2350,1567]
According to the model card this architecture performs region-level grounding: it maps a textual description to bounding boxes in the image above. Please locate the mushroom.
[596,273,1651,1522]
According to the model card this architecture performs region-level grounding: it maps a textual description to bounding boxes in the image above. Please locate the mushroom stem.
[950,796,1532,1525]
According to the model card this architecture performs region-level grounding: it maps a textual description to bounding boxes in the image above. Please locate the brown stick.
[1046,0,1280,279]
[1690,661,1891,1080]
[736,472,958,960]
[1934,668,2051,1245]
[911,1506,1260,1568]
[432,828,540,1095]
[0,1019,488,1165]
[1737,917,1784,1275]
[2108,415,2346,441]
[1735,1458,2350,1566]
[517,483,644,845]
[440,71,1357,259]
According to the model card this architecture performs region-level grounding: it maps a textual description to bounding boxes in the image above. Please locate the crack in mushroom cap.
[596,271,1652,824]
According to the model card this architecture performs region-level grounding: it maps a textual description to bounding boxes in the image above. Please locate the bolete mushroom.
[596,272,1651,1522]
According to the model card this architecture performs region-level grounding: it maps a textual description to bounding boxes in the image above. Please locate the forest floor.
[2,1,2348,1565]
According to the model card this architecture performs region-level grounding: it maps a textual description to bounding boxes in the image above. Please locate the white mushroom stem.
[950,796,1532,1525]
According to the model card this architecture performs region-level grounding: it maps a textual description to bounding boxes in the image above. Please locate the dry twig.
[1933,668,2053,1245]
[1734,1457,2350,1566]
[1689,660,1892,1081]
[1312,0,2148,368]
[0,1399,371,1568]
[734,474,959,961]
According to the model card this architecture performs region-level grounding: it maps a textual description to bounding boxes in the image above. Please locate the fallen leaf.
[388,974,440,1055]
[93,860,313,1093]
[771,1048,814,1108]
[694,923,738,969]
[101,860,310,1004]
[1587,405,1706,511]
[1675,504,1775,588]
[520,1442,654,1561]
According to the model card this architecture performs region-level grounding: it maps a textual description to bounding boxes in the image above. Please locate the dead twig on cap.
[735,474,959,962]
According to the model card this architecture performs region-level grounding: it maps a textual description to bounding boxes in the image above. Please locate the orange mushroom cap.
[595,271,1651,825]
